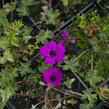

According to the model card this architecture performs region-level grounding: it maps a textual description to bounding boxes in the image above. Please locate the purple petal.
[42,69,51,84]
[39,46,50,57]
[45,41,56,50]
[61,31,69,38]
[57,43,65,53]
[56,54,64,62]
[53,67,63,78]
[70,40,77,44]
[45,56,56,64]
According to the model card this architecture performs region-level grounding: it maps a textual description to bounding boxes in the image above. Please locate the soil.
[10,96,38,109]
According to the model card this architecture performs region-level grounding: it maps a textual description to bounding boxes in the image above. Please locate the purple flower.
[61,31,69,38]
[70,40,77,44]
[40,41,65,64]
[42,67,63,86]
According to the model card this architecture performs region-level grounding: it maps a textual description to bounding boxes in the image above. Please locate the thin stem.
[67,90,82,97]
[73,49,89,63]
[48,0,52,8]
[34,94,74,108]
[2,0,4,7]
[91,50,94,71]
[11,11,13,22]
[49,95,73,102]
[52,87,82,98]
[34,101,44,107]
[44,90,48,109]
[53,87,71,96]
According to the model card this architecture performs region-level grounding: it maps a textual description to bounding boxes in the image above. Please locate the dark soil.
[10,96,38,109]
[95,102,109,109]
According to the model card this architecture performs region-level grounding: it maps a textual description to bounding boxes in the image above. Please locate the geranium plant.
[0,0,109,109]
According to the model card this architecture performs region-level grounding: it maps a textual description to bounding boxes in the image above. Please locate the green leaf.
[0,49,14,64]
[18,62,33,76]
[41,7,60,25]
[22,26,31,44]
[0,67,18,88]
[64,78,75,89]
[10,20,23,32]
[16,0,34,16]
[85,70,103,87]
[17,6,29,16]
[30,105,36,109]
[80,89,97,109]
[67,98,77,105]
[0,88,14,109]
[60,0,68,6]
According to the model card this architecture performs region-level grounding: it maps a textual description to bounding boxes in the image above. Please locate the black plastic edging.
[27,16,42,32]
[94,101,109,109]
[71,70,88,90]
[100,78,109,86]
[94,1,109,14]
[6,101,16,109]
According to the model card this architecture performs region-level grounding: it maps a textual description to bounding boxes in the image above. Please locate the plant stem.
[91,50,94,71]
[2,0,4,6]
[34,94,74,108]
[73,49,89,63]
[52,87,82,98]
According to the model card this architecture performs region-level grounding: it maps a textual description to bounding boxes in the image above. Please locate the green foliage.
[18,62,33,76]
[0,67,18,88]
[60,0,69,6]
[16,0,34,16]
[36,30,54,44]
[0,88,14,109]
[0,2,16,26]
[0,20,26,64]
[30,105,36,109]
[85,70,103,88]
[41,6,60,25]
[22,26,31,44]
[99,85,109,100]
[62,50,88,72]
[64,78,75,89]
[60,0,87,6]
[80,89,98,109]
[78,14,87,29]
[38,62,51,73]
[0,1,109,109]
[62,56,78,72]
[95,54,109,78]
[0,67,18,108]
[67,98,77,105]
[0,20,23,49]
[0,48,14,64]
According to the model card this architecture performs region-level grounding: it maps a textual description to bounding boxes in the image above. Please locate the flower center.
[50,75,56,81]
[49,50,56,57]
